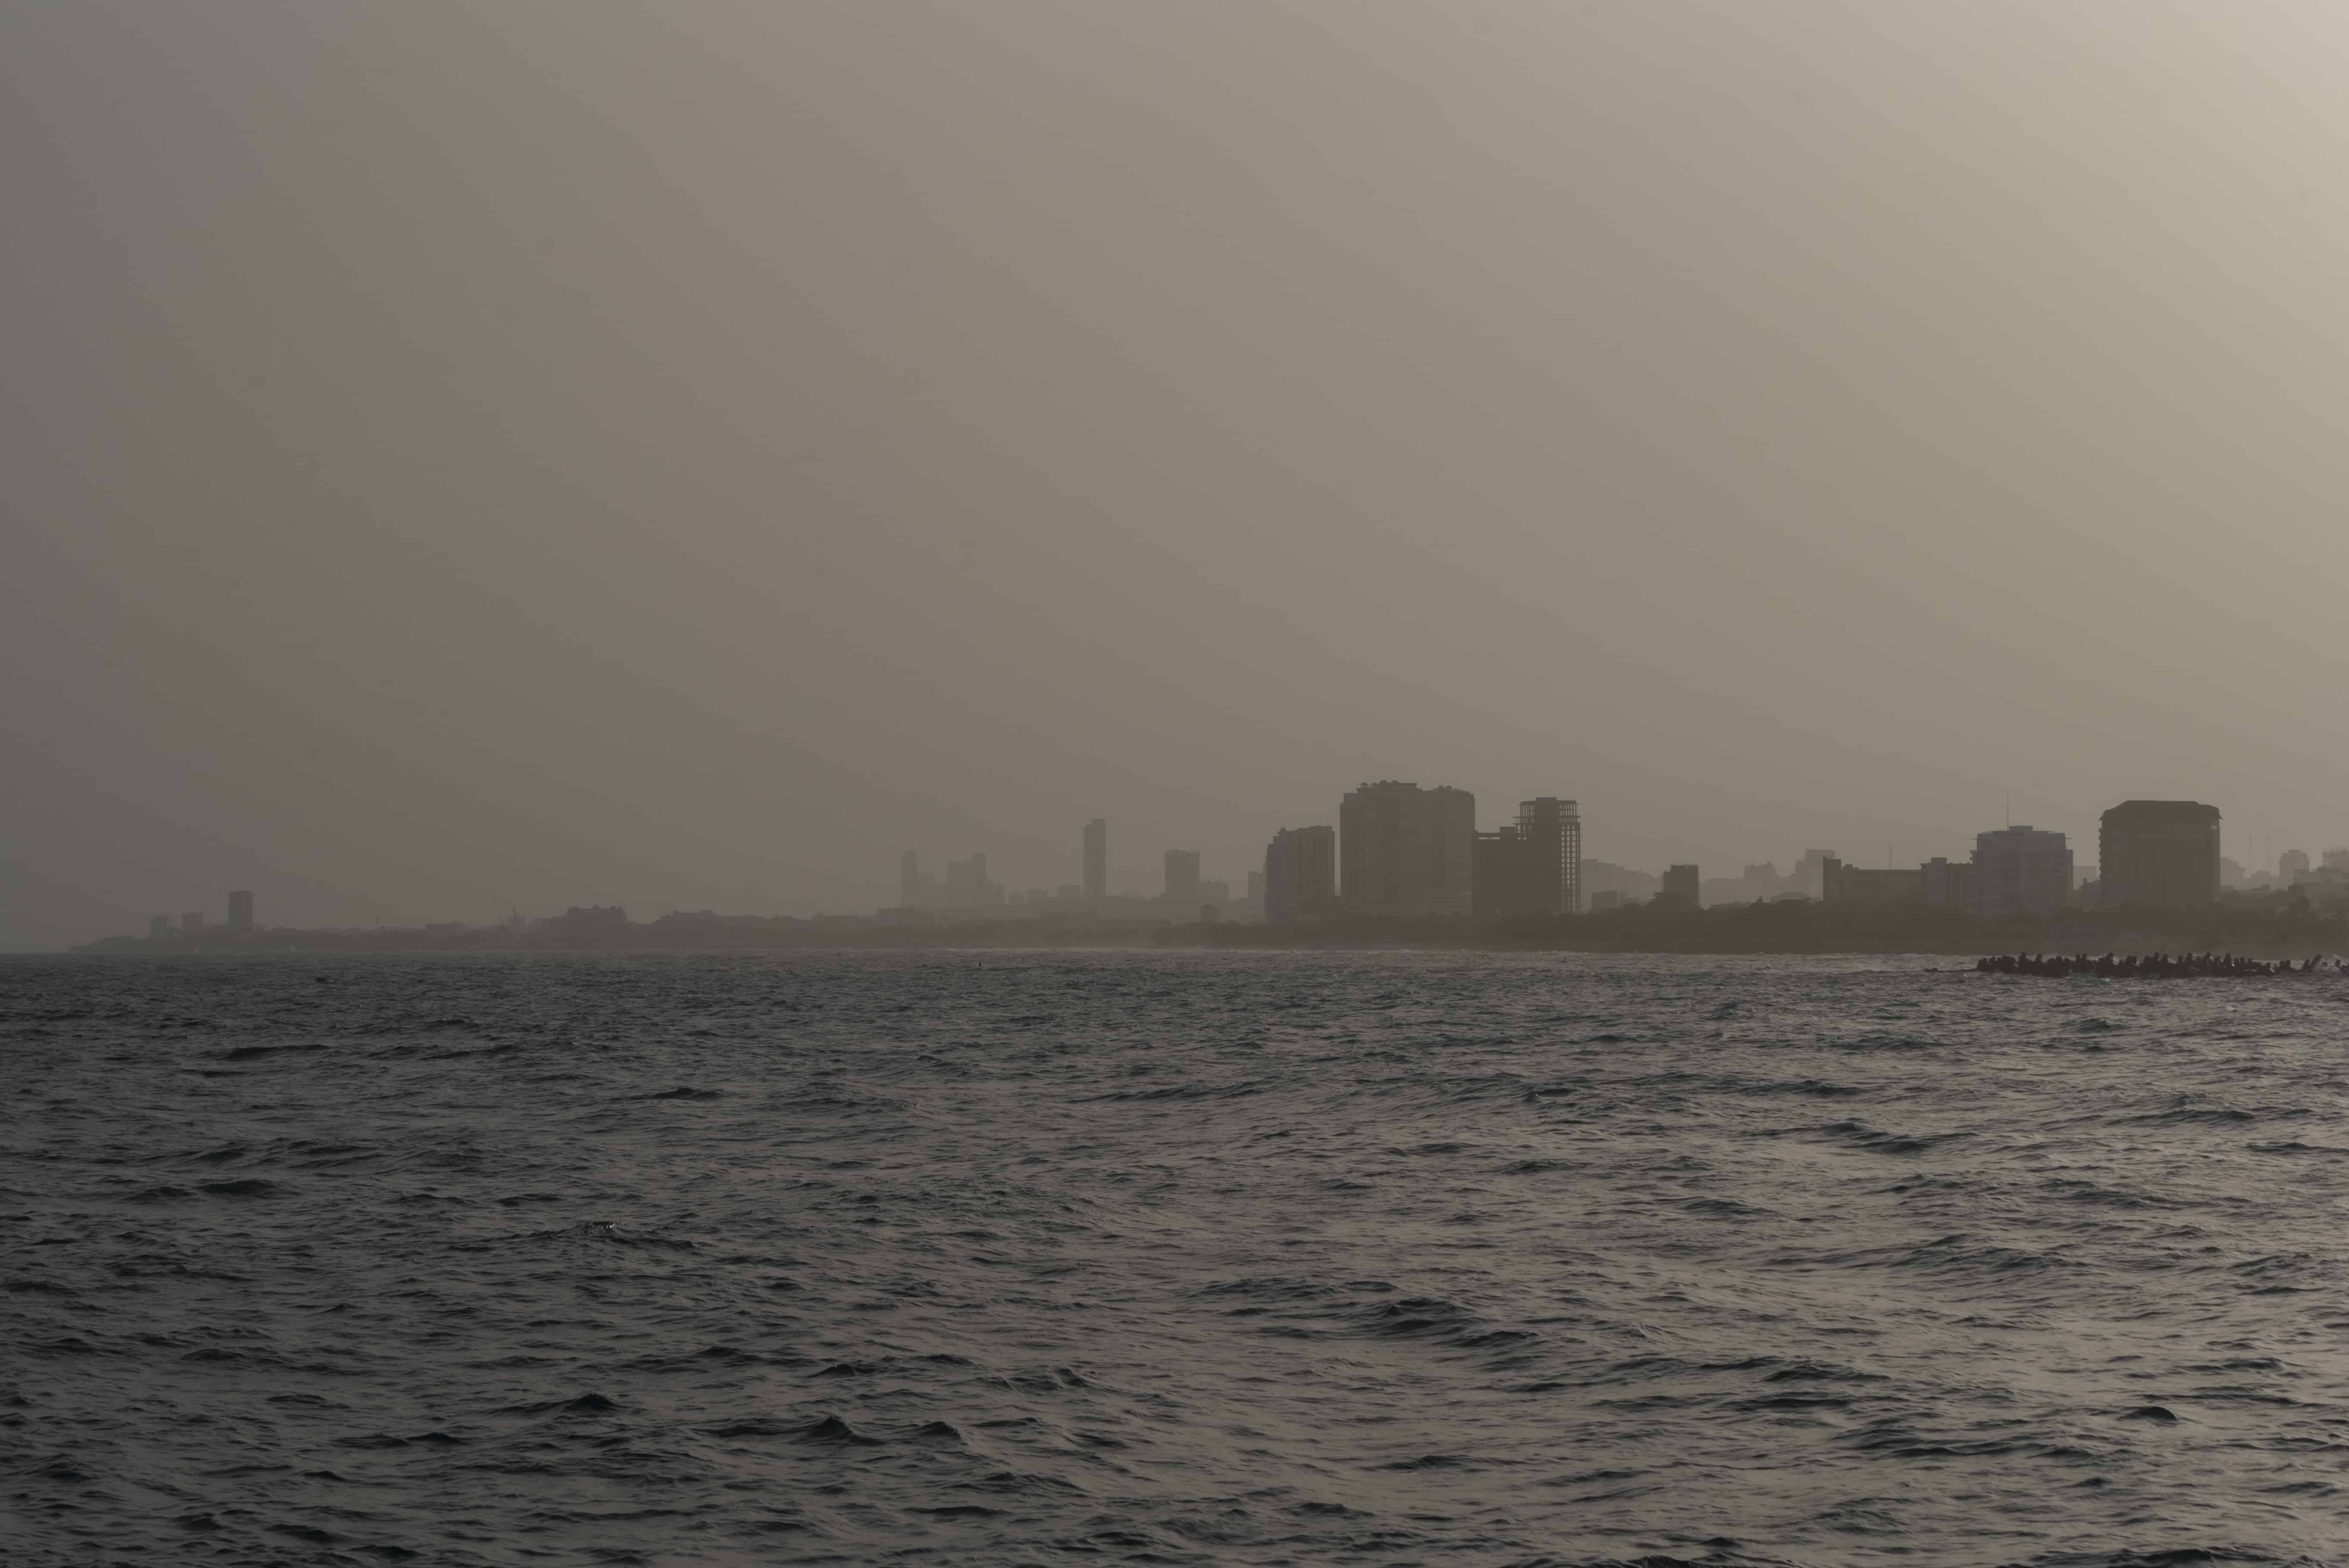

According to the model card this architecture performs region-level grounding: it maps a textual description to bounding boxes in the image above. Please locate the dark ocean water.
[5,951,2349,1567]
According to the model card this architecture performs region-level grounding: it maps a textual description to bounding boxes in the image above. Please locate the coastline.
[63,903,2348,961]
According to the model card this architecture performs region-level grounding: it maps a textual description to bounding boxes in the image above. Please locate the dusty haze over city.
[6,1,2347,950]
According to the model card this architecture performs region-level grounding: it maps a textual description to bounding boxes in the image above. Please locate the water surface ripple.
[5,951,2349,1565]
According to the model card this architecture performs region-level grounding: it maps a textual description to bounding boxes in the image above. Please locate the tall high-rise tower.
[227,890,254,933]
[1082,819,1107,902]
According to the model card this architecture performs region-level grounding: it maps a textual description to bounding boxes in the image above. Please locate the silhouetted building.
[1472,826,1537,917]
[1164,849,1201,908]
[149,914,172,939]
[1247,870,1265,903]
[1795,849,1837,900]
[182,911,206,934]
[1589,889,1631,912]
[227,890,254,933]
[2280,848,2311,883]
[896,850,943,909]
[1922,857,1971,910]
[1340,781,1475,917]
[1972,826,2072,918]
[1817,855,1972,909]
[1821,858,1922,904]
[2292,864,2349,908]
[944,853,1003,909]
[1517,797,1582,915]
[1582,860,1660,901]
[1082,819,1107,902]
[1264,825,1336,923]
[2098,801,2220,909]
[1658,864,1699,910]
[1473,800,1583,917]
[1710,864,1776,901]
[1704,861,1810,905]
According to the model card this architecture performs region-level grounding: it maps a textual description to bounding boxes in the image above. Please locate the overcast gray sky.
[6,1,2346,947]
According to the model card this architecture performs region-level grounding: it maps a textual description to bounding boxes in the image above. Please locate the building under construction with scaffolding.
[1472,797,1583,918]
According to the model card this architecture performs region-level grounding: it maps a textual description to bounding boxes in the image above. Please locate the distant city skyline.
[826,798,2340,930]
[105,793,2349,949]
[869,793,2329,928]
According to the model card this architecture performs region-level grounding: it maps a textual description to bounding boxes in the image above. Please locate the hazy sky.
[7,1,2348,947]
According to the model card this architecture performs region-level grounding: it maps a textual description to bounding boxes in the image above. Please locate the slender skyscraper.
[1082,818,1107,903]
[227,890,254,933]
